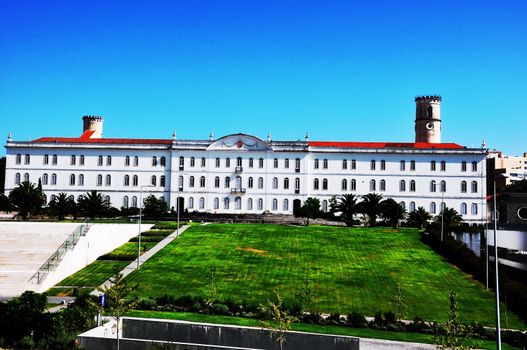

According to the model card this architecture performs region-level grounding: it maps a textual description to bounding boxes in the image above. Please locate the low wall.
[78,317,359,350]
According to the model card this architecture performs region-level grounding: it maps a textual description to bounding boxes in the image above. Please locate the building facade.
[4,97,487,223]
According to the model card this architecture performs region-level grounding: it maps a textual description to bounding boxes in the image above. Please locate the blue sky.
[1,0,526,155]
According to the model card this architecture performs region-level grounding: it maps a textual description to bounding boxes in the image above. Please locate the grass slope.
[125,224,524,328]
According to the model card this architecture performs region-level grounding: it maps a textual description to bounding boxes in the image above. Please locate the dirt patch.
[236,247,268,255]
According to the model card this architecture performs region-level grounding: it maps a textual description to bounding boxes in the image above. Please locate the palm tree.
[334,193,360,226]
[8,181,44,220]
[408,206,432,229]
[380,198,407,228]
[358,193,383,227]
[435,206,463,230]
[78,190,110,218]
[48,192,76,220]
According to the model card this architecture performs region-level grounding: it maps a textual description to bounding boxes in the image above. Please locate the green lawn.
[56,260,130,287]
[125,223,525,329]
[127,310,520,350]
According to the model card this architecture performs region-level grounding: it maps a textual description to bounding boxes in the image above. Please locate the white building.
[4,96,487,223]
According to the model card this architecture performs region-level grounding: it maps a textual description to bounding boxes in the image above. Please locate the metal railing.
[234,166,243,173]
[28,219,91,284]
[230,187,247,194]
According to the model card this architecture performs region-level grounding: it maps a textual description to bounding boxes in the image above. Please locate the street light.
[138,185,155,269]
[492,174,507,350]
[440,183,445,242]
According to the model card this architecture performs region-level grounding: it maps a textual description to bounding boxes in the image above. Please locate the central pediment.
[207,134,271,151]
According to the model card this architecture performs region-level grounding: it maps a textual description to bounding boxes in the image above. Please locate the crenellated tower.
[414,95,441,143]
[82,115,104,138]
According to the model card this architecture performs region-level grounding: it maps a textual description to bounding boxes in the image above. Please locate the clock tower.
[415,95,441,143]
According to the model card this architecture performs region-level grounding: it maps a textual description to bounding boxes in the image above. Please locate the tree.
[96,269,139,350]
[435,207,464,230]
[434,290,474,350]
[358,193,383,227]
[48,192,76,220]
[408,206,432,229]
[0,193,12,211]
[142,195,168,218]
[78,190,110,218]
[297,197,321,225]
[260,290,296,350]
[333,193,360,226]
[8,181,44,220]
[381,198,407,228]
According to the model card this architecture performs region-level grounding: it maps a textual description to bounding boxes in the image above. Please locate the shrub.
[347,312,367,328]
[209,303,230,316]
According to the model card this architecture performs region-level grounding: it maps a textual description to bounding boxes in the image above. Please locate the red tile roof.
[308,141,464,149]
[32,137,172,145]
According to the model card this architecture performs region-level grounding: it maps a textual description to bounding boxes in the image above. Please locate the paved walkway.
[94,225,190,292]
[359,338,435,349]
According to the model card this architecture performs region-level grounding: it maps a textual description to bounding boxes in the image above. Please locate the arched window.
[43,154,49,165]
[15,154,21,164]
[123,196,129,208]
[249,158,254,168]
[224,177,230,188]
[24,154,30,164]
[247,177,253,188]
[258,198,263,210]
[430,180,436,192]
[201,157,206,167]
[105,156,111,166]
[322,200,328,212]
[400,180,406,192]
[78,174,84,186]
[247,198,253,210]
[215,158,220,167]
[370,160,376,170]
[430,160,436,171]
[24,173,29,182]
[284,158,289,168]
[125,156,130,166]
[215,176,220,188]
[351,159,356,170]
[258,177,264,189]
[380,160,386,170]
[188,197,194,209]
[370,179,376,191]
[151,175,157,186]
[400,160,406,171]
[42,173,48,185]
[214,197,219,210]
[410,160,415,171]
[351,179,356,191]
[178,175,183,189]
[322,178,328,190]
[460,203,467,215]
[440,180,446,192]
[124,175,130,186]
[160,175,166,187]
[471,181,478,193]
[410,180,416,192]
[179,156,185,169]
[15,173,20,184]
[105,195,111,206]
[80,155,85,165]
[235,197,242,210]
[200,176,206,188]
[440,161,446,171]
[199,197,205,209]
[380,179,386,191]
[52,154,57,165]
[314,178,319,190]
[323,159,328,169]
[52,173,57,185]
[134,156,139,166]
[189,176,195,187]
[342,179,347,191]
[133,175,138,186]
[461,181,467,193]
[461,161,467,172]
[273,158,278,168]
[132,196,138,207]
[272,177,278,189]
[399,201,405,211]
[295,158,300,172]
[272,198,278,210]
[70,174,75,186]
[224,197,230,210]
[152,156,158,166]
[314,159,319,169]
[283,177,289,189]
[71,155,76,165]
[160,156,166,166]
[471,203,478,215]
[342,159,347,169]
[97,174,103,186]
[283,199,289,211]
[295,178,300,192]
[472,161,477,172]
[106,174,111,186]
[190,157,195,167]
[409,201,416,212]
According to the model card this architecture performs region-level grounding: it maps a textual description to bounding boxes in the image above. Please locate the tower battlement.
[82,115,104,138]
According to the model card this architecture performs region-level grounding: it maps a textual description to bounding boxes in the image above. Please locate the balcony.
[235,166,243,173]
[230,188,247,194]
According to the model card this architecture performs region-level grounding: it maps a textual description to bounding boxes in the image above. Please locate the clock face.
[426,122,434,130]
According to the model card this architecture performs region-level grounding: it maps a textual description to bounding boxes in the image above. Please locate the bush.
[347,312,367,328]
[209,303,230,316]
[152,222,183,230]
[129,236,165,242]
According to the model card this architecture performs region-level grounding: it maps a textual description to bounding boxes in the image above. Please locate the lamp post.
[138,185,154,269]
[440,185,445,242]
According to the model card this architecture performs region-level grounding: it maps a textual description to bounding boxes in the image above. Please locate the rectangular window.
[410,160,415,171]
[43,154,49,165]
[71,155,76,165]
[351,160,356,170]
[274,158,278,168]
[216,158,220,167]
[52,155,57,165]
[24,154,30,165]
[98,156,103,166]
[314,159,319,169]
[249,158,254,168]
[342,159,347,169]
[190,157,195,167]
[201,157,206,167]
[471,203,478,215]
[370,160,376,170]
[323,159,328,169]
[284,158,289,168]
[226,158,230,167]
[107,156,112,166]
[16,154,21,165]
[134,156,139,166]
[380,160,385,171]
[259,158,264,168]
[80,155,85,165]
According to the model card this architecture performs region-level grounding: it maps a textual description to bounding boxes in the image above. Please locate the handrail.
[28,219,91,284]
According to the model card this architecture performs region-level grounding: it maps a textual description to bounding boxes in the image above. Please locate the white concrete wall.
[38,223,153,292]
